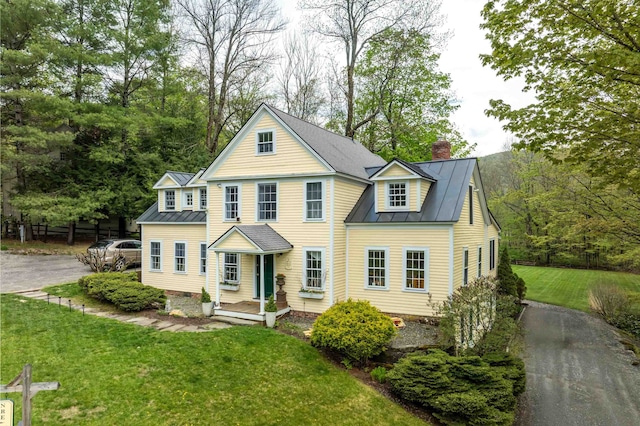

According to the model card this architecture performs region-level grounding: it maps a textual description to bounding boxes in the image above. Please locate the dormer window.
[386,182,407,209]
[183,191,193,208]
[256,130,274,154]
[165,190,175,210]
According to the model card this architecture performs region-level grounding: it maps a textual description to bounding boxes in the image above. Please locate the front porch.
[215,300,291,322]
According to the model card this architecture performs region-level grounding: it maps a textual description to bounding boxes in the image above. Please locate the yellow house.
[137,104,500,321]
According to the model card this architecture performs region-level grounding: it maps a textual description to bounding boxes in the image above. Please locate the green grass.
[0,295,427,425]
[513,265,640,312]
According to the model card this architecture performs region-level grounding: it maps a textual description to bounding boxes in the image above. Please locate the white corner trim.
[449,227,454,295]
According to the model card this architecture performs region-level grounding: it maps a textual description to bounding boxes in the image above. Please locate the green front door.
[255,254,274,298]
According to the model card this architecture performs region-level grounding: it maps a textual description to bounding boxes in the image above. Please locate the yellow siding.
[158,188,183,212]
[157,176,178,187]
[375,179,420,212]
[420,180,430,206]
[346,226,451,316]
[207,177,334,313]
[216,231,258,251]
[453,176,487,290]
[487,224,500,278]
[378,163,413,177]
[332,178,369,304]
[141,224,206,294]
[211,114,329,178]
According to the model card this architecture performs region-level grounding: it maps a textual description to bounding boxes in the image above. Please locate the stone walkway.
[15,289,259,332]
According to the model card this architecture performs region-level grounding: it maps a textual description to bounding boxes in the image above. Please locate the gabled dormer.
[152,171,197,212]
[185,168,208,211]
[369,159,436,213]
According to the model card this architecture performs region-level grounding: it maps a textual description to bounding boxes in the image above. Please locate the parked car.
[87,239,142,271]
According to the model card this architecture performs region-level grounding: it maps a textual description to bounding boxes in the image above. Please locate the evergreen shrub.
[78,272,165,311]
[387,349,525,426]
[310,299,396,364]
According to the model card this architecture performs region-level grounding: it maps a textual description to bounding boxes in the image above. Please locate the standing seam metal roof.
[136,202,206,223]
[345,158,477,223]
[210,224,293,252]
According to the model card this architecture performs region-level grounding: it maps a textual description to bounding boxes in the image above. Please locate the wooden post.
[1,364,59,426]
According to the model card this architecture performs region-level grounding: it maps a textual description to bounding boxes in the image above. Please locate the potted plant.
[201,287,213,316]
[264,294,277,328]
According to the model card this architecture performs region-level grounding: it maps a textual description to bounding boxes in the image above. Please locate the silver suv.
[87,239,142,270]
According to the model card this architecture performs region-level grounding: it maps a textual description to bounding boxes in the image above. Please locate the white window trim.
[222,183,242,221]
[385,181,409,210]
[402,247,429,293]
[364,247,390,291]
[174,241,187,274]
[222,253,241,283]
[303,180,325,222]
[463,247,469,286]
[199,242,207,275]
[165,190,176,211]
[302,247,326,290]
[255,181,278,222]
[255,128,276,156]
[477,245,483,278]
[149,240,162,272]
[183,190,193,208]
[199,187,207,210]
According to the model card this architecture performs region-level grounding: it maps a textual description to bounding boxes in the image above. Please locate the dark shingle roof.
[268,105,386,180]
[211,224,293,252]
[345,158,477,223]
[136,202,206,224]
[166,171,195,186]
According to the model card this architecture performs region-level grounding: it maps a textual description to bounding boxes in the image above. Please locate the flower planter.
[265,311,276,328]
[298,290,324,300]
[220,284,239,291]
[202,302,213,317]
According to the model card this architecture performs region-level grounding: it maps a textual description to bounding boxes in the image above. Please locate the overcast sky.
[278,1,535,156]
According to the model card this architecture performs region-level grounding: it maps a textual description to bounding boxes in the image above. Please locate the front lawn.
[513,265,640,312]
[0,295,426,425]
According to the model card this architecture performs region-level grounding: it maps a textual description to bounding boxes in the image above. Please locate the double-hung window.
[200,243,207,274]
[404,248,428,292]
[224,185,239,220]
[165,190,175,211]
[223,253,239,282]
[257,183,277,221]
[184,191,193,208]
[256,131,274,154]
[366,248,389,289]
[387,182,407,209]
[150,241,161,271]
[175,242,186,273]
[305,181,323,220]
[199,188,207,210]
[304,249,323,289]
[477,247,482,277]
[463,248,469,286]
[489,239,496,270]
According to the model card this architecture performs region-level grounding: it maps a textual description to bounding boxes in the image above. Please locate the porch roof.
[209,224,293,254]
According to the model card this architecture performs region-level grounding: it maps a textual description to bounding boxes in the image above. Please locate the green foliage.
[201,287,211,303]
[370,366,387,383]
[310,299,396,364]
[264,294,277,312]
[437,276,498,353]
[590,284,640,339]
[387,349,525,426]
[0,245,7,251]
[497,247,525,300]
[78,272,165,311]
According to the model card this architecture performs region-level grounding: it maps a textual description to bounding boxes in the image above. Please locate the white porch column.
[215,251,221,306]
[259,253,265,314]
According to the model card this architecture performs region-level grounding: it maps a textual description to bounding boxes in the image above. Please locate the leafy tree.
[300,0,443,138]
[481,1,640,191]
[354,28,472,161]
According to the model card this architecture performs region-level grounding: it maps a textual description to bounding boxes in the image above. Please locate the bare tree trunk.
[67,222,76,246]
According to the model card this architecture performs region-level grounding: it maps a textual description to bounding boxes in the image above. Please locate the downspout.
[329,178,335,305]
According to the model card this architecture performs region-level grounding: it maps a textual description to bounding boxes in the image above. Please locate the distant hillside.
[478,151,512,197]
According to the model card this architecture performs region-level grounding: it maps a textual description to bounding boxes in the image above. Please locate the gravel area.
[165,295,203,316]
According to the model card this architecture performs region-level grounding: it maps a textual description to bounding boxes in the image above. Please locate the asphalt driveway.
[0,251,93,293]
[517,301,640,426]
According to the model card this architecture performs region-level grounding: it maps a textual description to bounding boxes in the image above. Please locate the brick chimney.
[432,140,451,160]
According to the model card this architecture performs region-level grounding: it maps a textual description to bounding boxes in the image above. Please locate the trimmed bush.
[310,299,396,364]
[78,272,165,311]
[387,349,525,426]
